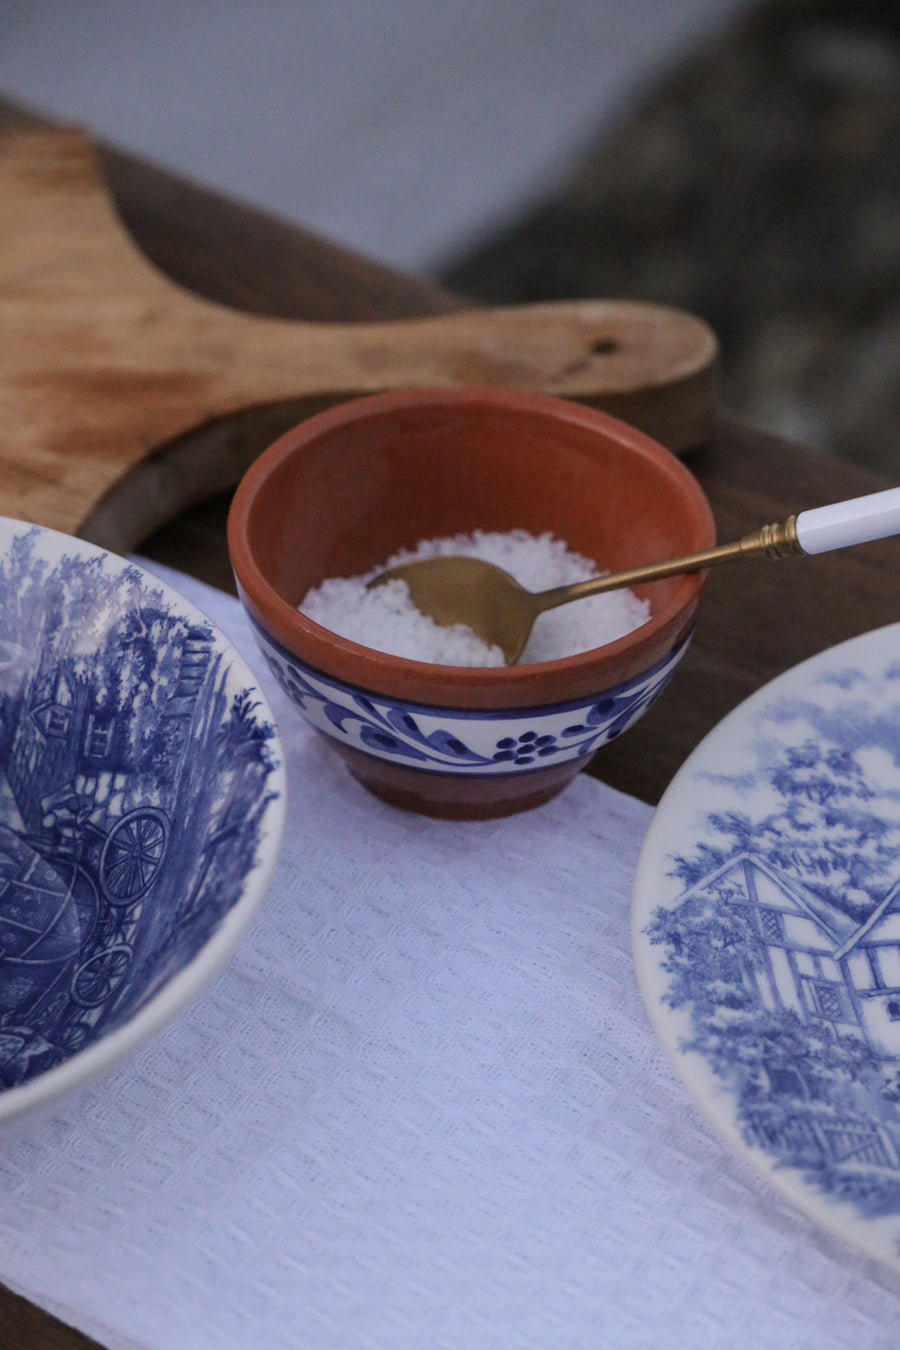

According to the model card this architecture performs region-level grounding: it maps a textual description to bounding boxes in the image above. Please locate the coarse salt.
[299,530,650,667]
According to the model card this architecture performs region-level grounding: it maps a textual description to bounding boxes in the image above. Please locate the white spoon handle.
[796,487,900,555]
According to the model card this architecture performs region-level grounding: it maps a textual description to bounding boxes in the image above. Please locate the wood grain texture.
[3,1283,100,1350]
[0,121,717,548]
[96,143,465,324]
[0,97,465,326]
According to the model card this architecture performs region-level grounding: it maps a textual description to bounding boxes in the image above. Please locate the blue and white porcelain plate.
[632,622,900,1269]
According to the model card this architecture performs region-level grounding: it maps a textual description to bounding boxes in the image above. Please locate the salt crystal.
[299,529,650,667]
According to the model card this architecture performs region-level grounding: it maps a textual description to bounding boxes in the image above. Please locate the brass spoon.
[369,487,900,665]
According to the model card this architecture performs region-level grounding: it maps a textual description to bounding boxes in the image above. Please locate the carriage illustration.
[0,781,175,1070]
[32,790,171,1014]
[0,616,217,1063]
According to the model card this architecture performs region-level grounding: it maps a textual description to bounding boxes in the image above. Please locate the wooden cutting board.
[0,120,719,552]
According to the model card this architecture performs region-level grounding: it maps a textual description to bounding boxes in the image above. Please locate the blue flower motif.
[492,730,563,766]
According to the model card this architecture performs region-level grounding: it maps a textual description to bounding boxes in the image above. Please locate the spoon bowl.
[370,555,544,665]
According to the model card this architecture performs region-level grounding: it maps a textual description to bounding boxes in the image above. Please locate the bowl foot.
[328,739,584,820]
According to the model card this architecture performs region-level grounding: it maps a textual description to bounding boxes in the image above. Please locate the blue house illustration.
[6,623,217,842]
[656,853,900,1198]
[673,853,900,1060]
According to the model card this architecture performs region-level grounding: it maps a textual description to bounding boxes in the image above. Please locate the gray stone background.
[444,0,900,477]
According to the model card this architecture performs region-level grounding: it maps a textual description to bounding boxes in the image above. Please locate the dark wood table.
[2,98,898,1350]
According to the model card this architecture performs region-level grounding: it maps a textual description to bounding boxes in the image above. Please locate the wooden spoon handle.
[0,123,719,547]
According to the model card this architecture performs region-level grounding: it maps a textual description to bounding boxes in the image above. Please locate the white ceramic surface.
[633,622,900,1270]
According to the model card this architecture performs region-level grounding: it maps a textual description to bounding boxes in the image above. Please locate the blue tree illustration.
[645,880,900,1216]
[671,740,900,924]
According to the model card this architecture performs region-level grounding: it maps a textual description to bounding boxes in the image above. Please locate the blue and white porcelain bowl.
[0,518,285,1124]
[228,387,714,819]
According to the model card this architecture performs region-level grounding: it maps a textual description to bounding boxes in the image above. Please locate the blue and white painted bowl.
[248,618,692,816]
[0,518,285,1123]
[227,388,714,818]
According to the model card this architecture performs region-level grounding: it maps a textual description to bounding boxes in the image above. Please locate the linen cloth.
[0,564,898,1350]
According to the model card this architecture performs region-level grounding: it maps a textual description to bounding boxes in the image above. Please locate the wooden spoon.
[369,488,900,664]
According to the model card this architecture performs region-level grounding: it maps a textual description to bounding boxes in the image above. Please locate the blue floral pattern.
[251,620,690,775]
[635,623,900,1263]
[0,524,282,1092]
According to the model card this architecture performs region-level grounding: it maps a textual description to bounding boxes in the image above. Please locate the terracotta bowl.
[227,387,715,819]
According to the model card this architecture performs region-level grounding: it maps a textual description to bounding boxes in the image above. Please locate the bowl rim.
[0,519,288,1124]
[227,387,716,708]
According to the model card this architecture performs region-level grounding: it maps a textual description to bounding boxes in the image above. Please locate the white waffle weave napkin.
[0,564,897,1350]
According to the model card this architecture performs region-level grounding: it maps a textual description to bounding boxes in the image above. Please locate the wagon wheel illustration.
[94,898,135,953]
[99,808,169,904]
[70,943,133,1009]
